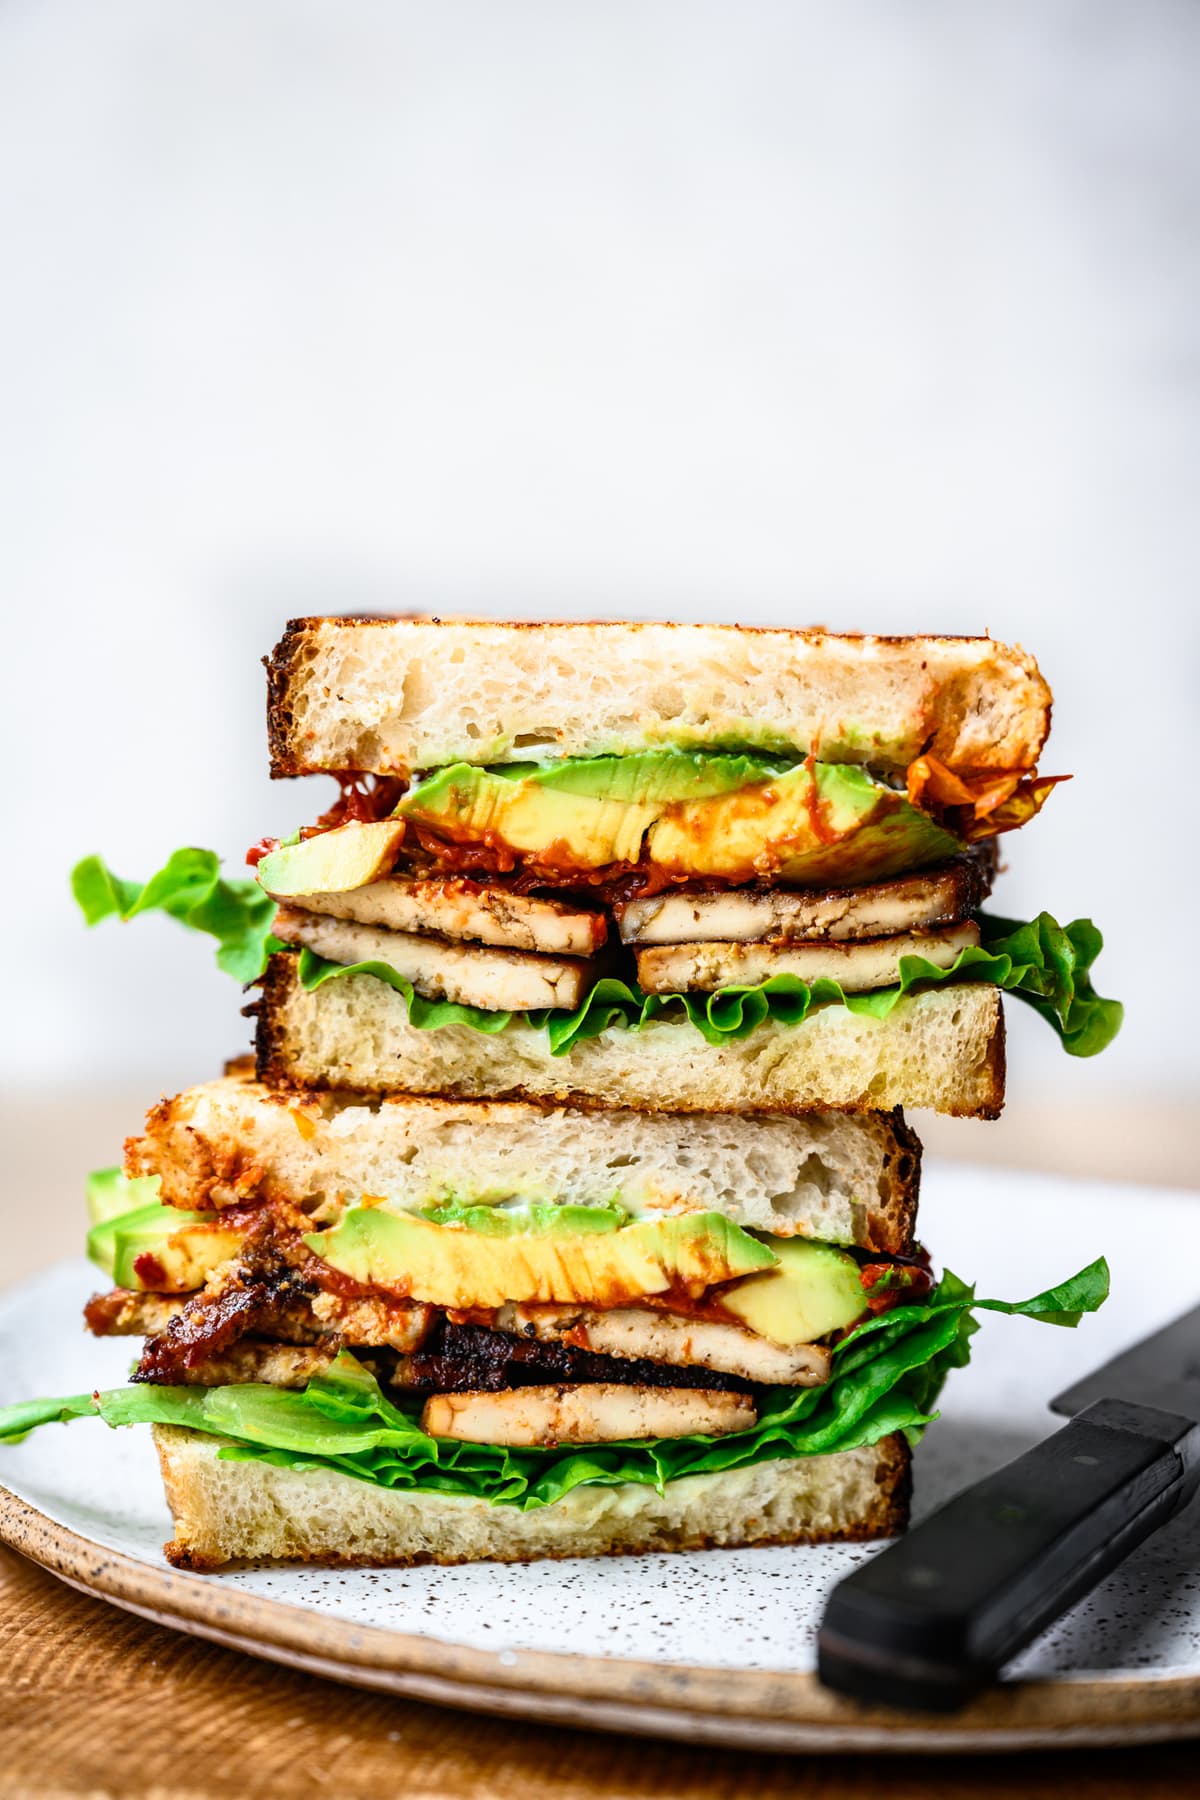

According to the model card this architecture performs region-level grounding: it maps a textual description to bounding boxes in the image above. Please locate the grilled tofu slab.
[173,1343,337,1387]
[495,1304,831,1386]
[635,921,980,995]
[272,908,598,1011]
[420,1382,756,1446]
[270,876,606,957]
[613,857,991,946]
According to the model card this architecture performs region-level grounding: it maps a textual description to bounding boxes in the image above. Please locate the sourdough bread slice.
[254,953,1005,1118]
[267,618,1050,778]
[153,1425,911,1569]
[129,1072,920,1251]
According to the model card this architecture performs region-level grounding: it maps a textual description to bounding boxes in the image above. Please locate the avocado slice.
[421,1200,629,1235]
[719,1237,867,1347]
[257,819,406,898]
[399,762,662,867]
[520,750,789,803]
[87,1201,162,1276]
[401,753,963,882]
[398,751,787,870]
[86,1166,161,1227]
[87,1202,246,1293]
[304,1206,777,1309]
[647,762,963,885]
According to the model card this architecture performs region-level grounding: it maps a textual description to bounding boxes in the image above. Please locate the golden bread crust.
[265,617,1051,779]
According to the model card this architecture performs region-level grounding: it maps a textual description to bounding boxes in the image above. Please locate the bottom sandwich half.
[153,1425,912,1570]
[0,1080,1110,1571]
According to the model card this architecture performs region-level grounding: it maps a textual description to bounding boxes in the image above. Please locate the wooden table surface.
[2,1090,1197,1795]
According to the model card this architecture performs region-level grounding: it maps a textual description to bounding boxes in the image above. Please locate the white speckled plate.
[2,1162,1199,1752]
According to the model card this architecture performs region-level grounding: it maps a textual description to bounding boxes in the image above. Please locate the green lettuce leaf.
[70,847,1121,1057]
[72,850,279,982]
[0,1260,1109,1503]
[971,913,1124,1058]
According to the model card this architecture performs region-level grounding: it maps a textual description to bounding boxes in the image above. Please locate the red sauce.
[316,774,409,830]
[408,826,520,878]
[801,752,841,846]
[293,1249,415,1306]
[859,1253,935,1315]
[84,1292,131,1334]
[132,1252,169,1290]
[247,774,410,866]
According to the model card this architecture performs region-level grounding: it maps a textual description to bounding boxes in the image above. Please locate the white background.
[2,2,1197,1107]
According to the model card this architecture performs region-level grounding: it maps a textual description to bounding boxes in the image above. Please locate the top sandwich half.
[71,618,1119,1119]
[246,620,1106,1102]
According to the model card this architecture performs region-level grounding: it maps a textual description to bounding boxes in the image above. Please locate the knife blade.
[816,1302,1200,1712]
[1049,1304,1200,1421]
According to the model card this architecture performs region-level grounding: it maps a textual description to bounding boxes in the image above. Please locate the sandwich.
[1,621,1117,1569]
[12,1076,1105,1569]
[76,620,1118,1114]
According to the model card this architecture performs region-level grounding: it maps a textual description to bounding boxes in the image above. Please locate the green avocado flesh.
[420,1200,630,1235]
[503,750,790,803]
[303,1204,868,1343]
[647,762,962,885]
[257,819,406,898]
[85,1166,162,1227]
[304,1206,778,1310]
[398,751,962,885]
[720,1238,870,1348]
[86,1193,245,1293]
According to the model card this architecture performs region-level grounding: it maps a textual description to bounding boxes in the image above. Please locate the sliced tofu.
[635,921,980,995]
[85,1283,435,1352]
[614,858,990,946]
[307,1292,437,1352]
[272,908,597,1011]
[271,876,606,958]
[420,1382,756,1446]
[174,1342,337,1387]
[84,1290,187,1337]
[495,1304,830,1386]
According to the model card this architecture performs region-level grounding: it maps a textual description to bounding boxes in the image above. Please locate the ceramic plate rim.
[4,1456,1200,1753]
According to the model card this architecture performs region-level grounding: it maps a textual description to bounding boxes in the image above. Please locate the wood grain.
[1,1545,1196,1800]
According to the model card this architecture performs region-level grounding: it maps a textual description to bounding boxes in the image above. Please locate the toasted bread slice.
[635,923,979,996]
[267,618,1051,779]
[154,1426,912,1567]
[128,1072,920,1251]
[271,906,597,1011]
[253,952,1005,1118]
[613,856,992,946]
[268,877,606,957]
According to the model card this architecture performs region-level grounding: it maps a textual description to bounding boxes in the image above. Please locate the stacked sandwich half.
[6,622,1118,1567]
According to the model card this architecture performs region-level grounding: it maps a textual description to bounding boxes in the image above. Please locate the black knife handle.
[817,1398,1192,1712]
